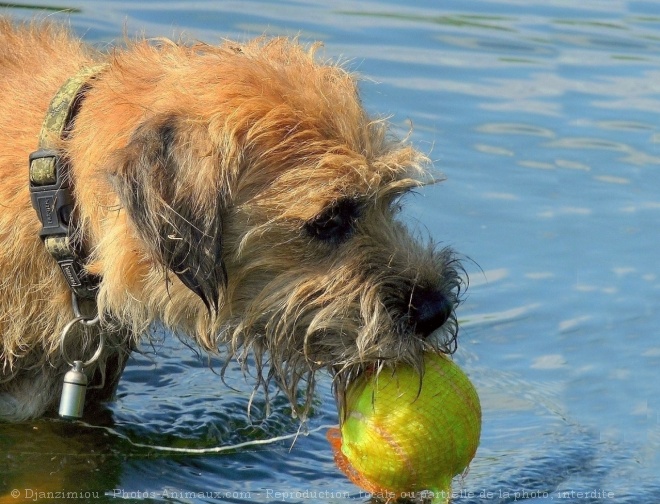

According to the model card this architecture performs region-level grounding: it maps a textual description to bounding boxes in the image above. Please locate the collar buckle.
[29,148,73,238]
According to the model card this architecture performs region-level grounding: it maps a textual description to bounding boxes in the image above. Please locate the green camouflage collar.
[29,65,107,302]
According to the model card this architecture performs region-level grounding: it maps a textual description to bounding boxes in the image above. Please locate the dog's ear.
[109,114,226,311]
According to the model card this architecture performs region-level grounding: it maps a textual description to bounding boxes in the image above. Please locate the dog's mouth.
[329,316,460,422]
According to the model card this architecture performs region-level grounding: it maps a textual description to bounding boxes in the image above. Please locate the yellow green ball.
[329,352,481,497]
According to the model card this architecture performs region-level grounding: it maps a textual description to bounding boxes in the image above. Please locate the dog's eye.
[305,198,360,245]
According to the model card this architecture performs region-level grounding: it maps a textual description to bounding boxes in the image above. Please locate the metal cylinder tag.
[59,360,88,419]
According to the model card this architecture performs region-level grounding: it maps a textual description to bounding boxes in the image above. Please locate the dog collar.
[29,65,106,301]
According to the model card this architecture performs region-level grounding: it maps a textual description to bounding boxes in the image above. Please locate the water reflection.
[1,0,659,501]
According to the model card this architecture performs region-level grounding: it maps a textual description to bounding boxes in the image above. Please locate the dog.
[0,18,464,422]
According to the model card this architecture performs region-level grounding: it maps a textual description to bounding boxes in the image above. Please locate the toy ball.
[327,352,481,500]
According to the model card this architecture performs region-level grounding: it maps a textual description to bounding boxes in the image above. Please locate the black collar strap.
[29,65,106,301]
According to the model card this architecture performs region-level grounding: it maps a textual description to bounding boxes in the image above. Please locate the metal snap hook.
[71,292,100,326]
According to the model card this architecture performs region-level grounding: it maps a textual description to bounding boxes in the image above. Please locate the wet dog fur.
[0,18,464,422]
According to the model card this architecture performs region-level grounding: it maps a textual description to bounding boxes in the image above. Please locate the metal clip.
[58,314,103,420]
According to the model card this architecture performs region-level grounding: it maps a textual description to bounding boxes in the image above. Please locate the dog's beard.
[219,248,464,419]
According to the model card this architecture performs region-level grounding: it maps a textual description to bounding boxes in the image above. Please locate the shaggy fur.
[0,18,464,422]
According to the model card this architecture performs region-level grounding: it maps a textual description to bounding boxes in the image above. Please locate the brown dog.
[0,18,464,422]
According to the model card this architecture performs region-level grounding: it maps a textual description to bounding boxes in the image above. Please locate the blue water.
[2,1,659,503]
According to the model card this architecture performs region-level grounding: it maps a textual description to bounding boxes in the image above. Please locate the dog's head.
[99,37,464,414]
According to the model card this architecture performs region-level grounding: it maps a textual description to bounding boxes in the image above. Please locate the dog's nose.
[409,287,453,338]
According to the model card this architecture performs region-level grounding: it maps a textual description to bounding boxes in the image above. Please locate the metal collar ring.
[59,316,104,368]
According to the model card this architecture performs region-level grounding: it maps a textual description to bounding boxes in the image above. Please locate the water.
[2,1,659,502]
